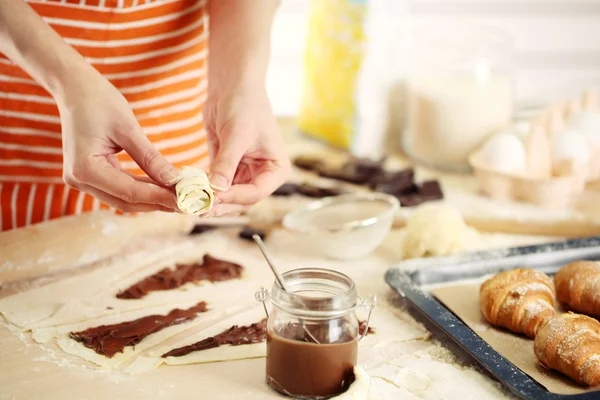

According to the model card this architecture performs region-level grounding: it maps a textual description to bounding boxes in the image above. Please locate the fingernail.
[209,173,229,191]
[161,167,181,186]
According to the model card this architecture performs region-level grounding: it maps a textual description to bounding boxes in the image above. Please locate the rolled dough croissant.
[479,269,556,338]
[534,313,600,386]
[175,166,215,215]
[555,261,600,319]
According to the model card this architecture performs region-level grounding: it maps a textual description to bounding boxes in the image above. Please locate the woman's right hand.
[58,74,181,213]
[0,0,179,213]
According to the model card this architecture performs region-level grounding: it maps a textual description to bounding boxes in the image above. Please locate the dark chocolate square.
[272,183,298,197]
[295,184,343,198]
[189,224,217,235]
[293,156,323,171]
[239,227,267,242]
[420,180,444,198]
[369,168,416,195]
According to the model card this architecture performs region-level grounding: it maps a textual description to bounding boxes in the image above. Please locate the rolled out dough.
[124,304,267,374]
[0,240,197,329]
[30,280,260,370]
[175,166,214,215]
[0,235,264,331]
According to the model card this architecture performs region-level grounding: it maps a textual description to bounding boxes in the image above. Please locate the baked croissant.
[534,313,600,386]
[480,268,556,338]
[555,261,600,319]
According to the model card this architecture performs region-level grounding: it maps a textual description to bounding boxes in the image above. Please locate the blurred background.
[267,0,600,117]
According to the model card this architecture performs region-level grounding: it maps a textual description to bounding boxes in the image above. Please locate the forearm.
[207,0,278,95]
[0,0,99,103]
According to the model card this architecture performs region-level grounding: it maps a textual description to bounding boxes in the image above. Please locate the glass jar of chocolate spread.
[255,268,375,400]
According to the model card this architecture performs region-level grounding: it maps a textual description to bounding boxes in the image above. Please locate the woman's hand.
[59,75,180,213]
[203,88,291,217]
[0,1,180,213]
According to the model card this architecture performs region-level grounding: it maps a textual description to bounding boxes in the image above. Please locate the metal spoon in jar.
[252,234,320,344]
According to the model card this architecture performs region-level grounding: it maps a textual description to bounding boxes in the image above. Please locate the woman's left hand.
[202,88,291,217]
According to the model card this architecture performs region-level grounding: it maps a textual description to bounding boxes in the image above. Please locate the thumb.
[119,131,180,186]
[209,141,245,191]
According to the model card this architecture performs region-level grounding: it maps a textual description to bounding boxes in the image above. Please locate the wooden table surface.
[0,119,589,400]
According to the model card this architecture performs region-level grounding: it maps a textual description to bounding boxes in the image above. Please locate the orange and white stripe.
[0,0,209,230]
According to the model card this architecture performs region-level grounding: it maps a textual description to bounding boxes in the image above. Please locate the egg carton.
[469,150,588,209]
[469,90,600,208]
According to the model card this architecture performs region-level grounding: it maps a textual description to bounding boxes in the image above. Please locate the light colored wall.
[267,0,600,116]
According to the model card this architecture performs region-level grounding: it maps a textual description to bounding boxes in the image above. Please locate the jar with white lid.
[255,268,375,399]
[403,24,514,171]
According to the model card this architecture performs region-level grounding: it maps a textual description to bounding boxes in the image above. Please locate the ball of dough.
[479,132,526,174]
[570,111,600,148]
[402,203,470,259]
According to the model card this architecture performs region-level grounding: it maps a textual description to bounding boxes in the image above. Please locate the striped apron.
[0,0,209,231]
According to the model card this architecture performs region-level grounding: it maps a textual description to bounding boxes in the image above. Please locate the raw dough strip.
[32,280,261,370]
[2,237,262,331]
[0,239,198,329]
[124,304,267,374]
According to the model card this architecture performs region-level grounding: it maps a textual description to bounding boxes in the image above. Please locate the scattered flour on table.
[101,220,119,236]
[0,260,15,272]
[36,252,55,265]
[74,251,101,267]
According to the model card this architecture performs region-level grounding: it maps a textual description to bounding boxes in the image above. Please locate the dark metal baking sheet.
[385,236,600,400]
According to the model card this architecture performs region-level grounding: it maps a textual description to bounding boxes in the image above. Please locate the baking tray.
[385,236,600,400]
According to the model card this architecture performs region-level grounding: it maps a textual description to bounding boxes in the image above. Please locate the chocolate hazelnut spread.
[161,319,373,359]
[162,318,267,358]
[69,302,209,357]
[116,254,243,299]
[266,323,358,398]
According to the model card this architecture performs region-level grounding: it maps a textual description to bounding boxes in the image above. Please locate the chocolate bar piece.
[349,156,386,176]
[239,227,267,241]
[420,180,443,197]
[272,183,298,197]
[397,180,444,207]
[369,168,416,195]
[317,164,371,184]
[293,155,323,171]
[272,182,342,198]
[189,224,218,235]
[318,157,386,185]
[295,184,342,198]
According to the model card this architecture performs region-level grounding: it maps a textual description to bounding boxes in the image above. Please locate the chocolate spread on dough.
[162,319,373,359]
[162,318,268,358]
[69,302,209,358]
[116,255,243,299]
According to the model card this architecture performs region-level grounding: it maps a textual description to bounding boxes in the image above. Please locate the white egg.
[552,130,590,166]
[479,132,527,173]
[570,111,600,148]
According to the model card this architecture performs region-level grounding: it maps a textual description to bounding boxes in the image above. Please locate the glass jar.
[403,24,514,171]
[255,268,375,400]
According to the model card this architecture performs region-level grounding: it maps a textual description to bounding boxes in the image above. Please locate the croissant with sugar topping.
[479,268,556,338]
[534,313,600,387]
[555,261,600,319]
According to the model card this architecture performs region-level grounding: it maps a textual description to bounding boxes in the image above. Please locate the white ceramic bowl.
[282,193,399,260]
